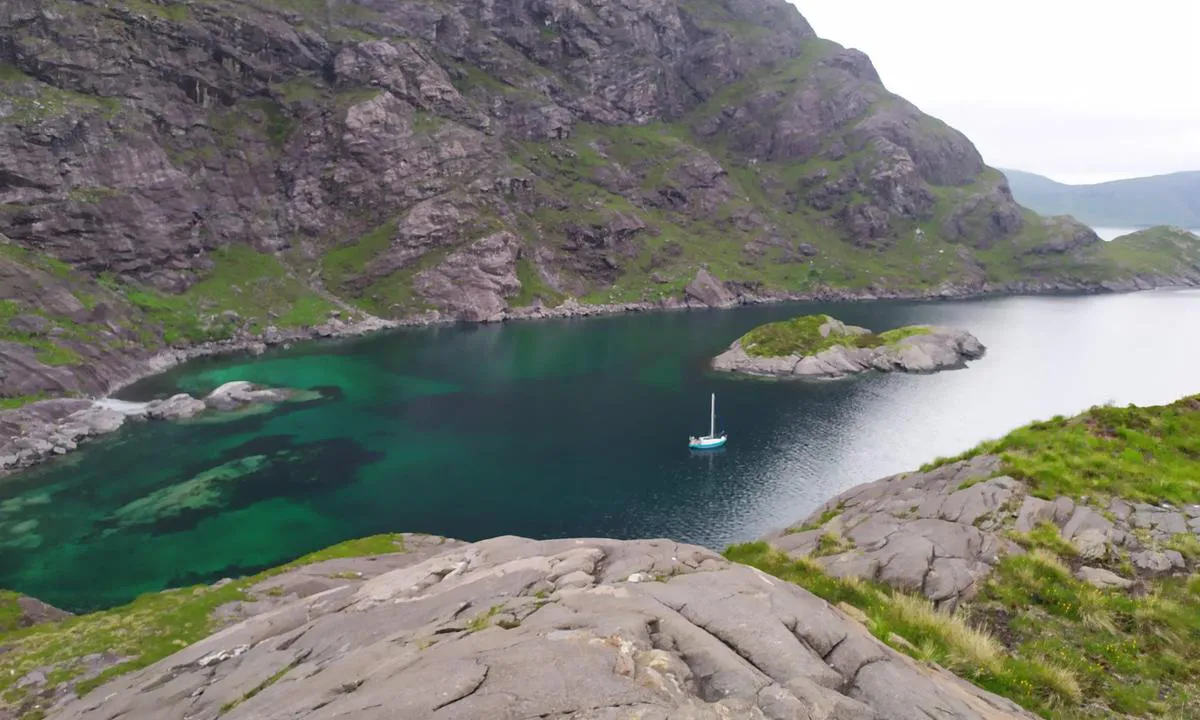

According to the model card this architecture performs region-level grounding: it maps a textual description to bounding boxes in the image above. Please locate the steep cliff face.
[1,0,1198,403]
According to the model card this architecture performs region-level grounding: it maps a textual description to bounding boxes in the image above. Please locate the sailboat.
[688,393,727,450]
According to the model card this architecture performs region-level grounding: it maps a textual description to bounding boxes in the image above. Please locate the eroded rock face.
[713,324,986,380]
[51,536,1035,720]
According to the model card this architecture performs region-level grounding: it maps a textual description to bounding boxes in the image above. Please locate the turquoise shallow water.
[3,290,1200,611]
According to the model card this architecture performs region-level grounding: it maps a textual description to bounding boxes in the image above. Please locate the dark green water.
[3,290,1200,611]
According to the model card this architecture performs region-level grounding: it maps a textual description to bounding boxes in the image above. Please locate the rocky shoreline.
[0,382,308,478]
[1,275,1197,481]
[49,271,1200,401]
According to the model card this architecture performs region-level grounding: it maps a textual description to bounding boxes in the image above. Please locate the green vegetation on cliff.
[738,314,931,357]
[730,394,1200,719]
[1090,226,1200,277]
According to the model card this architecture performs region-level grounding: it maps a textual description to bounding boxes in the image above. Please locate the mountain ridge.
[1002,168,1200,228]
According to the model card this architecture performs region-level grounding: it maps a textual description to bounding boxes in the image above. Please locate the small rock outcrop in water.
[0,383,303,476]
[145,394,207,421]
[52,536,1034,720]
[768,454,1200,610]
[713,315,985,379]
[203,381,294,411]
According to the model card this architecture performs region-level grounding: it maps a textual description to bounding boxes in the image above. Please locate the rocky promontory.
[713,315,985,379]
[0,382,309,477]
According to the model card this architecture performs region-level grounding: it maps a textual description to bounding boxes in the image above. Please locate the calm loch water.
[3,289,1200,611]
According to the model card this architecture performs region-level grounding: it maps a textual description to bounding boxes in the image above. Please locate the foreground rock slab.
[52,536,1034,720]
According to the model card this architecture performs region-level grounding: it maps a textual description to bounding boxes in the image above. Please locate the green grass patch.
[117,245,336,344]
[0,300,84,366]
[0,393,51,410]
[0,534,413,714]
[510,255,565,308]
[0,71,121,125]
[272,77,324,104]
[465,605,502,633]
[924,397,1200,505]
[335,88,382,115]
[321,219,397,293]
[796,502,845,532]
[976,549,1200,717]
[1007,522,1079,558]
[0,591,27,634]
[737,314,932,358]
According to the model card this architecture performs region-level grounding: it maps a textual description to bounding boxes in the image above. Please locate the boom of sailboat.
[688,393,727,450]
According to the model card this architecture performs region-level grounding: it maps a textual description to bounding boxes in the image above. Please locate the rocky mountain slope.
[3,0,1200,406]
[1003,169,1200,228]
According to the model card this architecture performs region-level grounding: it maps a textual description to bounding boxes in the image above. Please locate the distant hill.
[1002,169,1200,228]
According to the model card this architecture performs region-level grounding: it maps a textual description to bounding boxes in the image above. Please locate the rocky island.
[1,395,1195,720]
[713,314,985,379]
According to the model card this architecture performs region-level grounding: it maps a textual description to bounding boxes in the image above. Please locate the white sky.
[792,1,1200,185]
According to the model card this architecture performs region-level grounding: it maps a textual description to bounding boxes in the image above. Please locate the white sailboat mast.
[710,393,715,438]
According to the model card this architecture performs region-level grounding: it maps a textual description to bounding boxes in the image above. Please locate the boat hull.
[688,436,727,450]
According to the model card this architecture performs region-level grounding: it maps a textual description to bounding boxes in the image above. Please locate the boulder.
[768,456,1018,610]
[204,382,292,411]
[684,268,737,308]
[145,393,206,420]
[1131,550,1186,574]
[1072,528,1111,562]
[1076,566,1133,590]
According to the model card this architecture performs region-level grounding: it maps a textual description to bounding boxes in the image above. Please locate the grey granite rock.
[1076,566,1133,590]
[1130,550,1185,574]
[49,536,1035,720]
[145,393,207,421]
[768,456,1016,610]
[684,268,738,309]
[204,381,293,411]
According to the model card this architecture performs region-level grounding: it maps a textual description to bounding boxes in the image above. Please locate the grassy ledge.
[0,534,412,717]
[921,395,1200,505]
[738,314,932,358]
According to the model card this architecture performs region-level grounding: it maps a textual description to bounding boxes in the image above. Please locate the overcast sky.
[793,1,1200,185]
